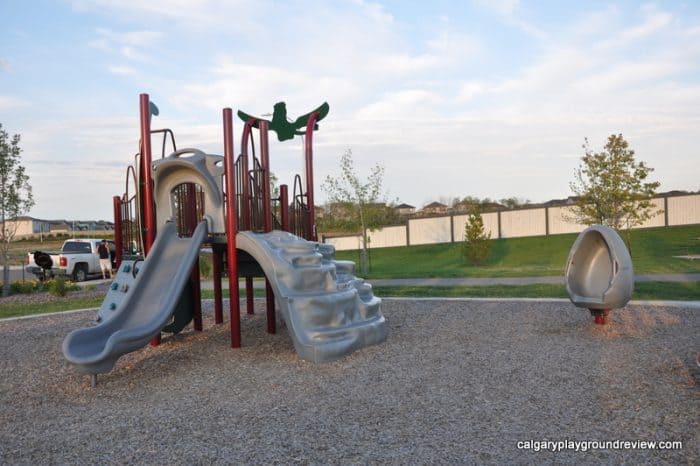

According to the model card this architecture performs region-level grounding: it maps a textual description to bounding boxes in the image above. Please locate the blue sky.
[2,0,699,220]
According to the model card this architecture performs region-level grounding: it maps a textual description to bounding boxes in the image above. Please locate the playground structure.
[565,225,634,324]
[63,94,387,382]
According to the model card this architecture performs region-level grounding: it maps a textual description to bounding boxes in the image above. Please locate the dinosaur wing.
[236,110,264,128]
[292,102,330,131]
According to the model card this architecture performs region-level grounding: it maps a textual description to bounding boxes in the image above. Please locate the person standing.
[98,240,113,280]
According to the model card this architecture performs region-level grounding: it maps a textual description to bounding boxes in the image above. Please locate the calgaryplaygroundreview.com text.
[516,439,683,453]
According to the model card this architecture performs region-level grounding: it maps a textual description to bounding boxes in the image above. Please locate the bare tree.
[1,124,34,296]
[322,149,387,275]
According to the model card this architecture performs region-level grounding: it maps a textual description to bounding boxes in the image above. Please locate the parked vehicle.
[26,239,116,282]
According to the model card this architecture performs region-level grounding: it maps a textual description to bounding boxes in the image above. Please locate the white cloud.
[89,28,161,64]
[71,0,265,34]
[457,82,485,102]
[355,89,443,120]
[474,0,519,16]
[351,0,394,25]
[623,5,672,39]
[107,65,137,76]
[0,95,28,112]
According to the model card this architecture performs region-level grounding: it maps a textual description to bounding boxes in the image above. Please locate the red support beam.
[246,278,254,315]
[265,281,276,334]
[241,122,253,230]
[212,247,223,324]
[280,184,289,232]
[140,94,161,347]
[191,259,203,331]
[112,195,123,269]
[258,120,275,332]
[241,120,255,316]
[304,113,319,241]
[223,108,241,348]
[183,183,203,332]
[139,93,157,255]
[259,120,272,233]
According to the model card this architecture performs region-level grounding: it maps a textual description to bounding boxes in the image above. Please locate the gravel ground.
[0,299,697,465]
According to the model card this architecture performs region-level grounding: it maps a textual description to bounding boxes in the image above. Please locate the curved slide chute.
[63,220,208,375]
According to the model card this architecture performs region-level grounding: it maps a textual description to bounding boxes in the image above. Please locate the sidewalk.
[197,273,700,290]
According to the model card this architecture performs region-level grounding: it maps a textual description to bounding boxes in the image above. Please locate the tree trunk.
[359,248,368,276]
[2,263,10,297]
[359,229,369,275]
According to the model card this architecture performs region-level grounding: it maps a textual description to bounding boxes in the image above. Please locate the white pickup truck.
[26,239,116,282]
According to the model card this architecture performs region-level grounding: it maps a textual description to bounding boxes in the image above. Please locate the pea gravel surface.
[0,299,697,465]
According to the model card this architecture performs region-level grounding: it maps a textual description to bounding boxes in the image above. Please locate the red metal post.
[241,121,255,316]
[223,108,241,348]
[304,113,319,241]
[259,120,272,232]
[265,282,276,334]
[280,184,289,232]
[112,195,123,268]
[241,122,253,230]
[212,247,223,324]
[139,93,157,255]
[140,94,161,346]
[184,185,203,331]
[246,278,254,314]
[191,260,203,331]
[259,120,276,333]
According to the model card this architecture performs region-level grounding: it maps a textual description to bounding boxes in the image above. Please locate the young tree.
[1,124,34,296]
[570,134,660,238]
[322,149,387,275]
[462,207,492,266]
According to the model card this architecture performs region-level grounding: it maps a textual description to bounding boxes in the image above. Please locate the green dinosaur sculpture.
[237,101,329,142]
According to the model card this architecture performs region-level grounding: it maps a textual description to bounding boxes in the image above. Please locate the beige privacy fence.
[322,194,700,251]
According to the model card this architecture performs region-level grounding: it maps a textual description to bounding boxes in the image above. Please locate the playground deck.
[1,299,697,464]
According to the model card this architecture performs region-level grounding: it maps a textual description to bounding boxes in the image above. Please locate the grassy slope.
[2,225,699,319]
[335,225,700,279]
[374,281,700,301]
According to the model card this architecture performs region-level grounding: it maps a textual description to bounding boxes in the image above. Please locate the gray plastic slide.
[63,220,208,375]
[236,230,387,363]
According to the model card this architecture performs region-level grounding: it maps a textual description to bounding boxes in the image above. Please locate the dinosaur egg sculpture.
[565,225,634,324]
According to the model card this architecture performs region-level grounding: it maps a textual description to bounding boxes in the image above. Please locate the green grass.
[0,297,104,319]
[374,281,700,301]
[2,225,698,319]
[336,225,700,279]
[0,288,261,320]
[3,281,698,321]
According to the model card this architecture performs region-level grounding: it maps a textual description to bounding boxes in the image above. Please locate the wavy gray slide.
[63,220,208,375]
[236,230,387,363]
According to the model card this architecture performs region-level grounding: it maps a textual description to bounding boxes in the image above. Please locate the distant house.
[396,203,415,216]
[0,216,50,237]
[421,202,448,215]
[49,220,72,234]
[95,220,115,231]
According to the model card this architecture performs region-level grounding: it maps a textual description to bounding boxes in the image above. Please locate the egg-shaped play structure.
[565,225,634,324]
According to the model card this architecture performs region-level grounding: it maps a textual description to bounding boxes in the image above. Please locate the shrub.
[462,207,492,266]
[10,280,38,294]
[45,276,78,297]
